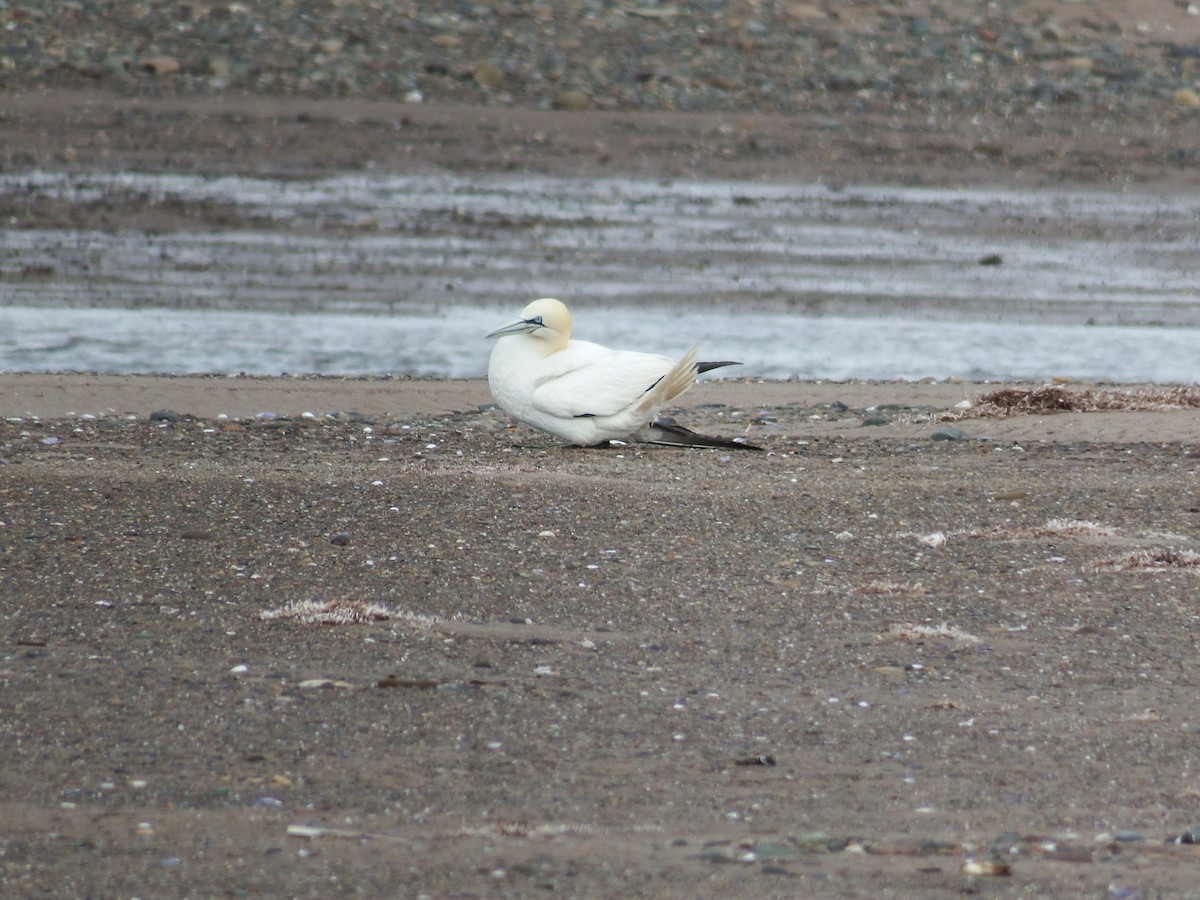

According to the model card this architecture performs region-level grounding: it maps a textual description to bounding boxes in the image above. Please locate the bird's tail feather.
[632,345,699,421]
[635,420,763,451]
[657,345,701,406]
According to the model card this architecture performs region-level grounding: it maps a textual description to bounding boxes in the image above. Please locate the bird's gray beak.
[486,318,539,340]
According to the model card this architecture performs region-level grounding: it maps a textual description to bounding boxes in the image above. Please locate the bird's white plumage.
[486,298,701,446]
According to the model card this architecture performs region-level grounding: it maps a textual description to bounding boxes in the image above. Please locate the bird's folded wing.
[531,353,675,419]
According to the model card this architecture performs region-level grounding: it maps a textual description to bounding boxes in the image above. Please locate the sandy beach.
[4,0,1200,894]
[3,372,1200,897]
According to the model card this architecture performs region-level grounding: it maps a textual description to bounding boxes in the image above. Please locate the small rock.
[377,675,439,689]
[991,489,1029,501]
[473,62,504,89]
[103,54,134,79]
[782,3,824,21]
[552,90,591,111]
[1112,830,1145,842]
[931,426,971,441]
[1040,21,1065,42]
[1172,88,1200,107]
[827,67,872,92]
[142,56,181,76]
[207,56,232,80]
[329,532,352,546]
[962,857,1012,876]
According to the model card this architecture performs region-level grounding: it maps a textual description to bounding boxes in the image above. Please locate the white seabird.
[486,297,760,450]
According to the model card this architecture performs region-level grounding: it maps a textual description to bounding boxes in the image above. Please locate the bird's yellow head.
[486,297,572,352]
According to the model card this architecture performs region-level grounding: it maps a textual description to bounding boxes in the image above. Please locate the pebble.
[1167,827,1200,843]
[472,62,504,89]
[992,489,1030,501]
[552,90,591,111]
[931,426,971,441]
[6,1,1194,121]
[141,56,180,76]
[1112,830,1145,842]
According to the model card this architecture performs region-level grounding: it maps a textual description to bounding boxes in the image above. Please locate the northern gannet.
[486,298,760,450]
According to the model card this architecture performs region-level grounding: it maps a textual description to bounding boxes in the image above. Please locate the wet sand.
[7,88,1200,190]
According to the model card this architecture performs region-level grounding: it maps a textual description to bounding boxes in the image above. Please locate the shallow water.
[2,171,1198,382]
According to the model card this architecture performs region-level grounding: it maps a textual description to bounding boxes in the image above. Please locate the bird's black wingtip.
[638,420,763,451]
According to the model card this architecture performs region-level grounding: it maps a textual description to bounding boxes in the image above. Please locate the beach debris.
[948,384,1200,419]
[297,678,353,689]
[1030,518,1115,538]
[882,623,982,645]
[918,518,1120,543]
[734,755,777,767]
[1097,548,1200,572]
[377,675,440,689]
[857,579,925,596]
[260,598,441,627]
[914,531,947,548]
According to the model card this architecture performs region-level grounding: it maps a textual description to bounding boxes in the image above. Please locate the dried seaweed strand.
[945,385,1200,420]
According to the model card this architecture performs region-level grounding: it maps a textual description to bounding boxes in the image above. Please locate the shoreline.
[2,373,1197,445]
